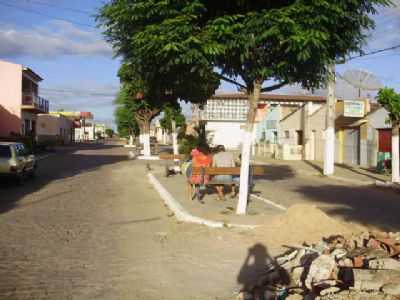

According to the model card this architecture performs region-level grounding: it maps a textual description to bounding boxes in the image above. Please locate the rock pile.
[240,231,400,300]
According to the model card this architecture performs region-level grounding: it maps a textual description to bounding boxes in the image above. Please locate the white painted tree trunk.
[392,122,399,183]
[237,81,261,215]
[143,133,151,157]
[129,135,134,146]
[323,65,336,176]
[172,120,178,155]
[237,130,253,214]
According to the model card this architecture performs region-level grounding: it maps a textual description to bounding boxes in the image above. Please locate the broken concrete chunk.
[305,255,337,290]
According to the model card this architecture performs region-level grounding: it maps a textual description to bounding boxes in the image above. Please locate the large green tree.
[377,87,400,183]
[98,0,389,213]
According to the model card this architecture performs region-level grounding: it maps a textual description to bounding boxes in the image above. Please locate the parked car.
[0,142,36,183]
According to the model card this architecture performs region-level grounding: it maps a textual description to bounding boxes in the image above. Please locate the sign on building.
[344,100,365,117]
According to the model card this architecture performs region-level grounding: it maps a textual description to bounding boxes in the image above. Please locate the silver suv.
[0,142,36,183]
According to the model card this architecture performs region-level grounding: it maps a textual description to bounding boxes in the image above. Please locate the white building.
[199,93,326,150]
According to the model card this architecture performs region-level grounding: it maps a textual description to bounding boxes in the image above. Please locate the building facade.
[36,114,73,145]
[0,59,49,137]
[199,93,325,150]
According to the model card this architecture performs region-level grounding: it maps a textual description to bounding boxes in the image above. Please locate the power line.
[348,44,400,61]
[23,0,93,15]
[0,1,95,29]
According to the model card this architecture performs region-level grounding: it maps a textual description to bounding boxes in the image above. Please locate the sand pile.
[255,204,363,246]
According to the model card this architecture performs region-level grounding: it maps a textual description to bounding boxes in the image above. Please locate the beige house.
[279,103,325,160]
[37,114,73,145]
[279,99,374,164]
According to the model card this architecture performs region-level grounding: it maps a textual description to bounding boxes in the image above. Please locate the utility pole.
[323,65,336,176]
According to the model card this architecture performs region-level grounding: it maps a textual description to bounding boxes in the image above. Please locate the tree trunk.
[323,65,336,176]
[142,122,151,157]
[392,121,399,183]
[237,80,261,215]
[172,120,178,155]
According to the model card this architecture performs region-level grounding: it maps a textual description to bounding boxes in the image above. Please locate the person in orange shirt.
[188,142,212,203]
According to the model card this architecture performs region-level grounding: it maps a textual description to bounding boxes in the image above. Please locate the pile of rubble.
[241,231,400,300]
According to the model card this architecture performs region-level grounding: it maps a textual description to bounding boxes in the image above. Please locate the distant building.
[50,111,95,142]
[199,93,325,149]
[0,59,50,137]
[95,123,106,139]
[36,114,73,145]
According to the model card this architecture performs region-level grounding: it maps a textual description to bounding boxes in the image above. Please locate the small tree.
[105,128,114,138]
[114,88,140,138]
[377,88,400,183]
[160,103,186,153]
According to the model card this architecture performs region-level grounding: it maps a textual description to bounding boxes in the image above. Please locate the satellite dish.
[341,69,383,98]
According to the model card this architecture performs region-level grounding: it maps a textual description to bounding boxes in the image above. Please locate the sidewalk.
[252,156,390,185]
[150,164,285,227]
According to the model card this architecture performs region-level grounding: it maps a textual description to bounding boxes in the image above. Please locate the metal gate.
[343,129,360,165]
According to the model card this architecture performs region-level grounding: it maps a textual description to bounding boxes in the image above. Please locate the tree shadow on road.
[295,184,400,231]
[256,165,296,182]
[237,243,290,300]
[303,160,384,182]
[0,143,129,215]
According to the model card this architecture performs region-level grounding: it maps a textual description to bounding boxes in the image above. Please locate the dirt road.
[0,143,263,300]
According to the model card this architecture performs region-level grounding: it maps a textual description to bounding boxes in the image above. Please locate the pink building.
[0,59,49,137]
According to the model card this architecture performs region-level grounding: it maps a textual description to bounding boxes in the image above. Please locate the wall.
[255,105,281,143]
[280,105,326,161]
[0,60,22,136]
[206,121,246,149]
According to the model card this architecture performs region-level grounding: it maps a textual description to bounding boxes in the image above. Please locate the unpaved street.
[0,143,263,300]
[1,143,400,300]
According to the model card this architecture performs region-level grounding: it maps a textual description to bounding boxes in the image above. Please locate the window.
[0,145,11,158]
[284,130,290,139]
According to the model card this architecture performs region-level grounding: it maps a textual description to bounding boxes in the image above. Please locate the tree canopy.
[98,0,390,94]
[377,88,400,123]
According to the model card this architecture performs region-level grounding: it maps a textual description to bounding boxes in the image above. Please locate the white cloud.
[0,21,113,58]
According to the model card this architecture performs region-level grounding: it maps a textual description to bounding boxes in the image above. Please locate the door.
[344,129,360,165]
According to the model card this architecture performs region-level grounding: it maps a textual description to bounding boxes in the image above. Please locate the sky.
[0,0,399,128]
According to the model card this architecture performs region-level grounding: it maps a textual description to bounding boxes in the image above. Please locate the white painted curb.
[250,194,287,211]
[147,173,256,229]
[138,155,160,160]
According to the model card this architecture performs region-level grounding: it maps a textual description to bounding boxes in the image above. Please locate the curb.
[250,194,287,211]
[147,173,257,229]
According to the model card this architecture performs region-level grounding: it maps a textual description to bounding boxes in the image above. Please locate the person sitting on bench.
[212,145,237,200]
[188,142,212,202]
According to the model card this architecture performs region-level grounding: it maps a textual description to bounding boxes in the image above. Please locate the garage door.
[344,129,360,165]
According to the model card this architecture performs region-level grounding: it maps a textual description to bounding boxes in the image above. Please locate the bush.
[178,134,198,155]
